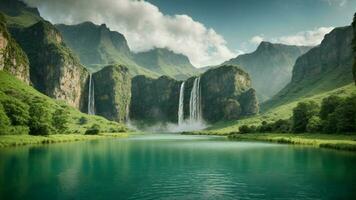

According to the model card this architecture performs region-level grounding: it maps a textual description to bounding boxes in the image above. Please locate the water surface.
[0,133,355,199]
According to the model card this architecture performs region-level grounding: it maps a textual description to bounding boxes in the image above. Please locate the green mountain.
[56,22,159,77]
[264,25,354,110]
[0,0,42,27]
[56,22,200,79]
[223,42,312,101]
[134,48,200,80]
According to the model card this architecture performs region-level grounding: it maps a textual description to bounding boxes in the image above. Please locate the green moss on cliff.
[82,64,131,122]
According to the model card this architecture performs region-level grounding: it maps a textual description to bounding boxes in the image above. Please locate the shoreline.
[228,133,356,152]
[0,133,129,148]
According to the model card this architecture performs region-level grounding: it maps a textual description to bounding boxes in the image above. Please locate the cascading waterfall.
[178,81,185,125]
[189,77,202,122]
[88,73,95,115]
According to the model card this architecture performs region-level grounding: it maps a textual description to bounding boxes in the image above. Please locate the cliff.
[10,20,89,108]
[264,25,354,110]
[81,64,131,122]
[0,13,29,83]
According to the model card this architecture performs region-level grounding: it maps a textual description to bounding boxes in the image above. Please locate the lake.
[0,133,355,199]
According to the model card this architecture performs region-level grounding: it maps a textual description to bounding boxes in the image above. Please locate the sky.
[23,0,356,67]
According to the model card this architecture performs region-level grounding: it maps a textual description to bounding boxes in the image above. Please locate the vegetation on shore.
[0,133,129,148]
[229,133,356,151]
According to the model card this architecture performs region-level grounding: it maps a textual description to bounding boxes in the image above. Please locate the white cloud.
[23,0,236,67]
[249,35,264,45]
[272,27,334,46]
[324,0,348,7]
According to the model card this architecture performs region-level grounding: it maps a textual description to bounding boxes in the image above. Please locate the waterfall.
[189,77,202,121]
[88,73,95,115]
[178,81,185,125]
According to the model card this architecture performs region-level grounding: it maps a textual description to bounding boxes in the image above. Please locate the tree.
[85,124,101,135]
[320,95,342,120]
[306,116,322,133]
[52,107,69,133]
[334,95,356,133]
[273,119,291,133]
[292,101,320,133]
[28,100,53,135]
[1,98,29,126]
[0,103,10,135]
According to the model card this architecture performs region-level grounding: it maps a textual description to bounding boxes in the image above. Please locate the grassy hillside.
[0,0,42,27]
[197,83,355,135]
[0,71,127,134]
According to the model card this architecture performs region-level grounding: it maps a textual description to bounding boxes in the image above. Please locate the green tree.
[334,95,356,133]
[292,101,320,133]
[52,107,69,133]
[0,103,11,135]
[28,100,53,135]
[320,95,342,120]
[1,98,29,126]
[306,116,322,133]
[85,124,101,135]
[273,119,291,133]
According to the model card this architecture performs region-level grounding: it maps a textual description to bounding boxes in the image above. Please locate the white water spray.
[189,77,202,122]
[88,73,95,115]
[178,82,185,125]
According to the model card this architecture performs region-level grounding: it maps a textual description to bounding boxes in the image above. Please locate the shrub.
[239,125,257,134]
[306,116,322,133]
[0,103,11,135]
[52,108,69,133]
[28,100,53,135]
[1,98,29,126]
[85,124,100,135]
[292,101,319,133]
[78,116,88,125]
[259,121,273,133]
[272,119,291,133]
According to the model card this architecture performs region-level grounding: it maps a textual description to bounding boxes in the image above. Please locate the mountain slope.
[134,48,200,80]
[223,42,312,101]
[0,0,43,27]
[56,22,159,77]
[264,25,354,110]
[0,71,127,134]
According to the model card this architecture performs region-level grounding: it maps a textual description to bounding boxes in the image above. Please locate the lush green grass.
[0,71,127,134]
[229,133,356,151]
[195,83,355,135]
[0,133,129,147]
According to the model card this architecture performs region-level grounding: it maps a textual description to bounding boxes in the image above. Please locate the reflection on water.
[0,134,356,200]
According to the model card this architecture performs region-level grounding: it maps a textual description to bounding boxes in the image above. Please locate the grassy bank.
[229,133,356,151]
[0,133,129,148]
[190,84,356,135]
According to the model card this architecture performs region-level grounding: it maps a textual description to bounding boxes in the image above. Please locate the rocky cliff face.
[0,0,43,27]
[199,65,258,122]
[130,65,258,123]
[0,14,29,83]
[10,21,89,108]
[130,75,181,123]
[264,25,354,109]
[223,42,311,101]
[81,64,131,122]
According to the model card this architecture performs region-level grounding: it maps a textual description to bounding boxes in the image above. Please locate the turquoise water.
[0,134,356,199]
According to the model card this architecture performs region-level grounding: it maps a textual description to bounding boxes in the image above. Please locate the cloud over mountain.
[23,0,236,67]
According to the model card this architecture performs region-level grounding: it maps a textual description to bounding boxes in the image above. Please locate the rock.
[82,64,131,122]
[0,13,29,84]
[130,75,181,123]
[10,20,89,108]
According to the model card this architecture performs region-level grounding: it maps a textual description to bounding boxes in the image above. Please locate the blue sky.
[147,0,356,52]
[26,0,356,67]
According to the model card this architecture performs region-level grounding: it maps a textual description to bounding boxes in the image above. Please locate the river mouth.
[0,133,355,199]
